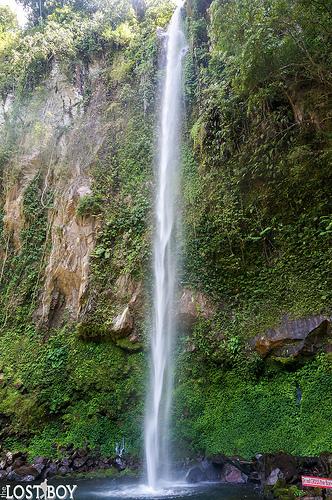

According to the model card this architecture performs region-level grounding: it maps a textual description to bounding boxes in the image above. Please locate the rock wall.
[1,60,108,326]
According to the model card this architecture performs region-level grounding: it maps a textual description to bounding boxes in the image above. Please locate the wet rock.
[0,470,7,480]
[221,463,248,484]
[253,315,332,361]
[32,457,48,476]
[33,456,48,465]
[186,466,207,483]
[114,456,126,471]
[112,306,134,338]
[58,465,72,475]
[177,289,214,331]
[13,465,39,480]
[21,475,36,482]
[13,457,26,469]
[200,459,220,481]
[7,470,22,481]
[85,458,95,468]
[266,468,283,485]
[60,457,72,468]
[256,453,297,484]
[33,463,46,475]
[45,463,58,477]
[73,456,88,470]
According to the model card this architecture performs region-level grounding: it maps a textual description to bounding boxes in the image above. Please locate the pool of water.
[69,479,262,500]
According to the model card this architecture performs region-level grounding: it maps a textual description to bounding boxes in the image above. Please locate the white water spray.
[144,2,187,490]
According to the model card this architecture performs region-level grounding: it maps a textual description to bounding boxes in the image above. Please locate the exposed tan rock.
[177,288,214,329]
[115,274,143,304]
[39,182,99,325]
[1,59,107,326]
[109,278,144,341]
[111,305,134,338]
[253,315,332,359]
[3,184,25,250]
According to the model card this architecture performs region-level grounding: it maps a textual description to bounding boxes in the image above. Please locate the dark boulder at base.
[73,456,88,470]
[255,452,297,484]
[45,463,58,477]
[186,458,248,484]
[33,456,48,465]
[58,465,72,475]
[185,466,207,483]
[201,458,221,481]
[265,468,283,486]
[221,463,248,484]
[13,465,39,478]
[114,456,126,471]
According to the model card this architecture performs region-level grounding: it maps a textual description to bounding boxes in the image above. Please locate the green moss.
[76,321,109,340]
[114,338,143,353]
[0,325,146,459]
[76,194,103,218]
[173,354,332,459]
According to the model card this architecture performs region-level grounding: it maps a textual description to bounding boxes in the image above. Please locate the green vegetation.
[0,0,169,459]
[172,0,332,459]
[0,0,331,465]
[174,348,332,459]
[0,325,146,459]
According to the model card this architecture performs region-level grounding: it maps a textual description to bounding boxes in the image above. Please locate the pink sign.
[302,475,332,489]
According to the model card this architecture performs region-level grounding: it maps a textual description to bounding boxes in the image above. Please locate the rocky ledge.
[1,448,331,498]
[0,448,135,482]
[185,452,332,498]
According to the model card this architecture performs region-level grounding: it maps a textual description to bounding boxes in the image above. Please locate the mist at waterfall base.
[64,478,260,499]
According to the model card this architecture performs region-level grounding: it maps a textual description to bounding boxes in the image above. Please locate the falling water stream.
[144,1,187,490]
[69,5,262,499]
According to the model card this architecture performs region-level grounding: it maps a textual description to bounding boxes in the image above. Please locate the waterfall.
[144,2,187,490]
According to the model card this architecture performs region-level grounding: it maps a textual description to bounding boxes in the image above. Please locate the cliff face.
[2,62,105,325]
[0,0,331,464]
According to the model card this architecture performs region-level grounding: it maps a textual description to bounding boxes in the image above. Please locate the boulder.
[20,475,36,482]
[45,463,58,477]
[33,463,46,475]
[73,456,88,470]
[253,315,332,361]
[221,463,248,484]
[33,456,48,465]
[114,456,126,471]
[177,288,214,330]
[13,457,26,469]
[201,458,220,480]
[266,468,283,485]
[256,453,297,484]
[7,470,22,481]
[185,466,207,483]
[13,465,39,480]
[0,470,7,480]
[58,465,72,475]
[111,306,134,338]
[59,457,71,468]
